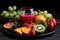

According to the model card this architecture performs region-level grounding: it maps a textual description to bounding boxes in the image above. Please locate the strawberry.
[31,29,35,35]
[24,23,33,28]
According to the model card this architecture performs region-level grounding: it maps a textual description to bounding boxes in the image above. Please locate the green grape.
[40,11,44,13]
[13,11,17,15]
[15,15,19,17]
[13,6,16,10]
[47,13,52,18]
[43,14,47,18]
[34,11,38,15]
[44,10,48,14]
[43,10,48,18]
[9,13,14,17]
[1,12,9,17]
[17,10,21,15]
[2,11,8,13]
[39,11,44,15]
[4,13,9,17]
[1,11,9,17]
[8,6,13,11]
[1,13,5,16]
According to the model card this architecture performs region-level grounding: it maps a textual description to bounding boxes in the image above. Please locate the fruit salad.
[2,6,56,35]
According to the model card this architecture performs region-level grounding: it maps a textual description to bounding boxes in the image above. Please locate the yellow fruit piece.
[14,28,22,35]
[21,27,31,34]
[35,15,46,22]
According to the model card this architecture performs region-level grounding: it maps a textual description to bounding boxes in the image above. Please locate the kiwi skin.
[36,20,48,28]
[34,24,46,33]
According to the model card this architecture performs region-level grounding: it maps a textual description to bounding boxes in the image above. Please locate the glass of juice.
[20,7,34,23]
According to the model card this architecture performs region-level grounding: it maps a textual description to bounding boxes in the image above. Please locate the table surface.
[0,19,60,40]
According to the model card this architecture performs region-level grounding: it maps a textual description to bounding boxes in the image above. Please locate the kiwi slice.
[36,20,48,28]
[34,24,46,33]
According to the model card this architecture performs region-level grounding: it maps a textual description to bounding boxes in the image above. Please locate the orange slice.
[14,28,22,35]
[21,27,31,34]
[3,22,14,29]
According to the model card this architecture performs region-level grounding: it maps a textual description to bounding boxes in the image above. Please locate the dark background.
[0,0,60,18]
[0,0,60,13]
[0,0,59,19]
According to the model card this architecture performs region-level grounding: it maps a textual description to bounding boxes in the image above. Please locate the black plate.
[2,26,56,37]
[2,28,56,39]
[0,23,56,39]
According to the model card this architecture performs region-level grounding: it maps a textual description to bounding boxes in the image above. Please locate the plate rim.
[2,27,56,37]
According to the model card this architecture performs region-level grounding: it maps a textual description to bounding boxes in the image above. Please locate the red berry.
[31,29,35,35]
[24,23,33,28]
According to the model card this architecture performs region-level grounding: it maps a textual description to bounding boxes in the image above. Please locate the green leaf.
[14,21,18,25]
